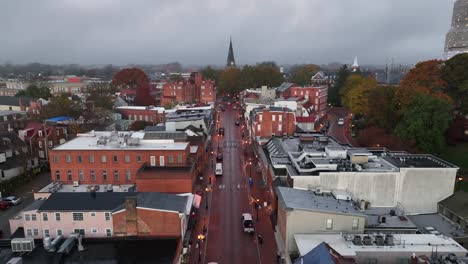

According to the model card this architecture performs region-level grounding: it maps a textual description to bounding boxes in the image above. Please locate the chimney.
[125,196,138,236]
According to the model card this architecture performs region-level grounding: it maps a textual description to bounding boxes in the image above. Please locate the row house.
[18,122,68,161]
[161,72,216,105]
[9,192,191,241]
[249,106,296,143]
[310,71,337,86]
[0,110,29,132]
[0,131,38,180]
[116,106,166,125]
[0,96,41,112]
[48,76,103,95]
[282,85,328,114]
[48,131,197,193]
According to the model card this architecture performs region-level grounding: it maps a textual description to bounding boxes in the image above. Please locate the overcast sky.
[0,0,455,66]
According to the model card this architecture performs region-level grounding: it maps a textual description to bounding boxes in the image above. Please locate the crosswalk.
[215,184,248,190]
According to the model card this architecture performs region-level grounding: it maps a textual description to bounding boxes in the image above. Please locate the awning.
[193,194,202,208]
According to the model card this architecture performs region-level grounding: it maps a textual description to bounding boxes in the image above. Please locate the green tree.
[328,65,349,106]
[40,94,82,119]
[238,62,283,89]
[367,85,399,132]
[169,74,184,82]
[290,64,320,85]
[442,53,468,114]
[86,82,117,109]
[217,67,241,95]
[395,93,453,153]
[15,83,52,99]
[201,66,219,82]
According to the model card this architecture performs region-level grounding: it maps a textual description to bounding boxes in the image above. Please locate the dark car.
[219,127,225,136]
[221,107,226,111]
[0,201,10,210]
[235,120,240,126]
[216,153,223,161]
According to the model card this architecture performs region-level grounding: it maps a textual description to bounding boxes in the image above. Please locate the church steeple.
[226,37,236,67]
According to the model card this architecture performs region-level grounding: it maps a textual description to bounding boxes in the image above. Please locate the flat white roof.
[53,131,189,151]
[116,106,166,113]
[294,234,467,257]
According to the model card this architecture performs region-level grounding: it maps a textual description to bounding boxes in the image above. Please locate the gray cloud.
[0,0,454,65]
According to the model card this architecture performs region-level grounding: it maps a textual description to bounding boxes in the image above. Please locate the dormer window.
[38,131,43,137]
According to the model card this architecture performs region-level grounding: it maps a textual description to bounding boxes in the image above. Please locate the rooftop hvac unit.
[375,235,385,246]
[11,238,35,252]
[126,138,139,146]
[363,236,372,246]
[73,181,79,187]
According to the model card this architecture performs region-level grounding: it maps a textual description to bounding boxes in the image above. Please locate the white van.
[241,213,254,233]
[215,163,223,176]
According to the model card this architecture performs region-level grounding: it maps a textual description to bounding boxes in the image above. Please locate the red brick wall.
[199,80,216,103]
[289,86,328,113]
[251,109,296,138]
[113,207,181,237]
[117,108,165,124]
[136,177,193,193]
[49,148,190,186]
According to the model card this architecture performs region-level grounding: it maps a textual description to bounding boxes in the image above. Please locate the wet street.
[192,102,277,264]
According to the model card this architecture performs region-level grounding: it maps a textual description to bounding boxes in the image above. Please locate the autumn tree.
[290,64,320,85]
[442,53,468,114]
[201,66,220,82]
[395,93,453,153]
[367,85,399,132]
[217,67,241,95]
[86,82,117,109]
[40,94,82,119]
[112,68,154,106]
[239,62,283,88]
[328,64,349,106]
[341,75,377,114]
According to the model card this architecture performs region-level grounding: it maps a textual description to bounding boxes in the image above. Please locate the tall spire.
[351,56,360,72]
[226,37,236,67]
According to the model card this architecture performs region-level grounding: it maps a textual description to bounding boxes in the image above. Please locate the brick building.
[282,85,328,113]
[0,110,29,132]
[116,106,166,125]
[161,73,215,105]
[249,106,296,143]
[18,122,68,161]
[48,131,197,193]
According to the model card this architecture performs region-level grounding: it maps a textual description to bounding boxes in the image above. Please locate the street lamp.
[458,177,463,191]
[255,199,261,221]
[205,187,210,210]
[197,234,205,262]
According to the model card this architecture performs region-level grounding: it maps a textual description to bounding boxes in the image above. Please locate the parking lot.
[0,171,51,238]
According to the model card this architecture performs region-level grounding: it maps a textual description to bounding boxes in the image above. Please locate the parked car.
[3,196,22,205]
[233,106,237,110]
[235,120,240,126]
[216,153,223,161]
[219,127,225,136]
[0,201,10,210]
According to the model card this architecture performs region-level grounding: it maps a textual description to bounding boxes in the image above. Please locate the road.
[326,107,356,146]
[0,171,51,237]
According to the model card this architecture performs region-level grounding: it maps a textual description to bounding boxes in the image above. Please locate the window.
[102,170,108,181]
[90,212,96,217]
[74,229,85,236]
[114,170,120,181]
[113,155,118,162]
[56,229,62,236]
[42,213,48,221]
[169,155,174,163]
[77,155,82,163]
[278,125,282,132]
[66,154,71,163]
[91,228,97,233]
[326,219,333,230]
[101,155,107,163]
[272,115,276,121]
[39,150,45,158]
[105,212,111,221]
[177,155,182,163]
[26,229,32,236]
[55,213,61,221]
[136,155,142,162]
[38,131,43,137]
[259,114,263,121]
[56,130,60,136]
[25,214,30,221]
[91,170,96,181]
[89,155,95,163]
[125,170,131,181]
[49,140,53,147]
[55,170,61,181]
[31,214,37,221]
[67,170,72,181]
[257,124,261,131]
[38,141,42,148]
[139,115,143,121]
[54,155,59,163]
[44,229,50,237]
[279,115,282,122]
[72,212,84,221]
[33,229,39,236]
[159,156,165,166]
[352,219,359,230]
[125,155,130,163]
[105,228,112,237]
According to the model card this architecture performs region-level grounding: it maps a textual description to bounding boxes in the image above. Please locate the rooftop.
[439,192,468,220]
[0,110,27,116]
[39,183,135,193]
[364,207,418,230]
[53,131,189,151]
[408,213,467,238]
[294,233,467,257]
[38,192,190,214]
[276,186,365,217]
[116,106,166,113]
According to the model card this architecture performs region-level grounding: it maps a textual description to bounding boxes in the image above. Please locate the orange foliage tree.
[112,68,154,106]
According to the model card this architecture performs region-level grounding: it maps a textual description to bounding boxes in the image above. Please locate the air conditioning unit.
[11,238,35,252]
[73,181,79,187]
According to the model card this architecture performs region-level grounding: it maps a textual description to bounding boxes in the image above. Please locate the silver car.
[3,196,22,205]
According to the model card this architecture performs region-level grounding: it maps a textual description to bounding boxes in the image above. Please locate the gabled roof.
[276,82,295,92]
[311,71,326,80]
